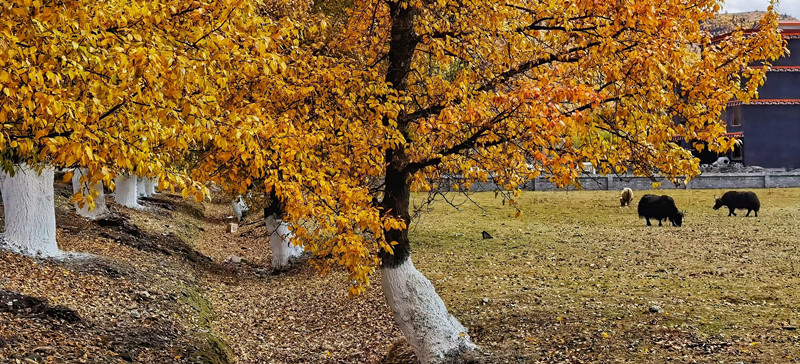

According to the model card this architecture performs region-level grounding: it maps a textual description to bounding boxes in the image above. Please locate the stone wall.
[459,172,800,192]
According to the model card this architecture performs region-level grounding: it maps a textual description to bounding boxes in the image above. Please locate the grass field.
[408,189,800,362]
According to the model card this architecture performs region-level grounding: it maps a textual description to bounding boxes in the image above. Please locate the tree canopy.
[245,0,784,292]
[0,0,298,200]
[1,0,785,292]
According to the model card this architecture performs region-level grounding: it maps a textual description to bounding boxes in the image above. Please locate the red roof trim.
[750,66,800,71]
[711,30,755,43]
[728,99,800,106]
[712,30,800,42]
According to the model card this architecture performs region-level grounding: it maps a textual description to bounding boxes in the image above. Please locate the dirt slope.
[0,182,402,363]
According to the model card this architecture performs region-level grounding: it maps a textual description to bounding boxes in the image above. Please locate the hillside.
[704,11,797,35]
[0,181,400,363]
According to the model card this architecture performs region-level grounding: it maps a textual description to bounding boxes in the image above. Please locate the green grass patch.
[180,286,235,364]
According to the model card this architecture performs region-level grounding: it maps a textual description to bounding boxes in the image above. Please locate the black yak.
[637,194,684,227]
[620,188,634,207]
[713,191,760,217]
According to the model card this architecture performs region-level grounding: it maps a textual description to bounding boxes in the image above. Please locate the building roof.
[779,20,800,29]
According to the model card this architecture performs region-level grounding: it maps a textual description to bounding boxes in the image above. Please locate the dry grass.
[408,188,800,363]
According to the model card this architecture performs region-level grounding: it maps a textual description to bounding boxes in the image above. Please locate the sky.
[721,0,800,19]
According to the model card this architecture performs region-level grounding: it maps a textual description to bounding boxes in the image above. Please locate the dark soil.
[0,289,81,323]
[92,213,212,265]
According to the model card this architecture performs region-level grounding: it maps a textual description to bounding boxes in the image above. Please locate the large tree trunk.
[71,168,108,219]
[114,174,142,209]
[264,195,302,270]
[380,166,476,363]
[0,164,60,257]
[378,3,476,362]
[381,258,476,363]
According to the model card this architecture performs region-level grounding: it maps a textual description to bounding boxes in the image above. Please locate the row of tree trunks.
[0,164,161,258]
[0,163,297,273]
[144,178,158,197]
[113,174,158,209]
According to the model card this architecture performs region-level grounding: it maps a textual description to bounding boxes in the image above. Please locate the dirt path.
[189,202,402,363]
[1,185,405,363]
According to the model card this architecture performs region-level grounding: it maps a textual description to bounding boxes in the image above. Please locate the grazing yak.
[713,191,760,217]
[637,194,684,227]
[620,188,634,207]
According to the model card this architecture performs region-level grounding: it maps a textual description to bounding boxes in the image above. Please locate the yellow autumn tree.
[195,0,783,362]
[0,0,306,256]
[178,0,784,361]
[360,1,784,361]
[5,0,780,361]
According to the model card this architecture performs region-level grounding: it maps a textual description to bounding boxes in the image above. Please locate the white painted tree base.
[114,174,142,209]
[71,168,108,219]
[136,176,149,197]
[265,216,303,270]
[0,164,61,257]
[145,178,158,196]
[0,234,90,261]
[231,196,248,221]
[381,259,477,363]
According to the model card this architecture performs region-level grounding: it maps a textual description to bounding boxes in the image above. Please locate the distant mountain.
[703,11,797,36]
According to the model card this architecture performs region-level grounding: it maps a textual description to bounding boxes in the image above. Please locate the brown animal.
[620,187,634,207]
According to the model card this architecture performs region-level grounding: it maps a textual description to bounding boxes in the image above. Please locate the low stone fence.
[459,172,800,191]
